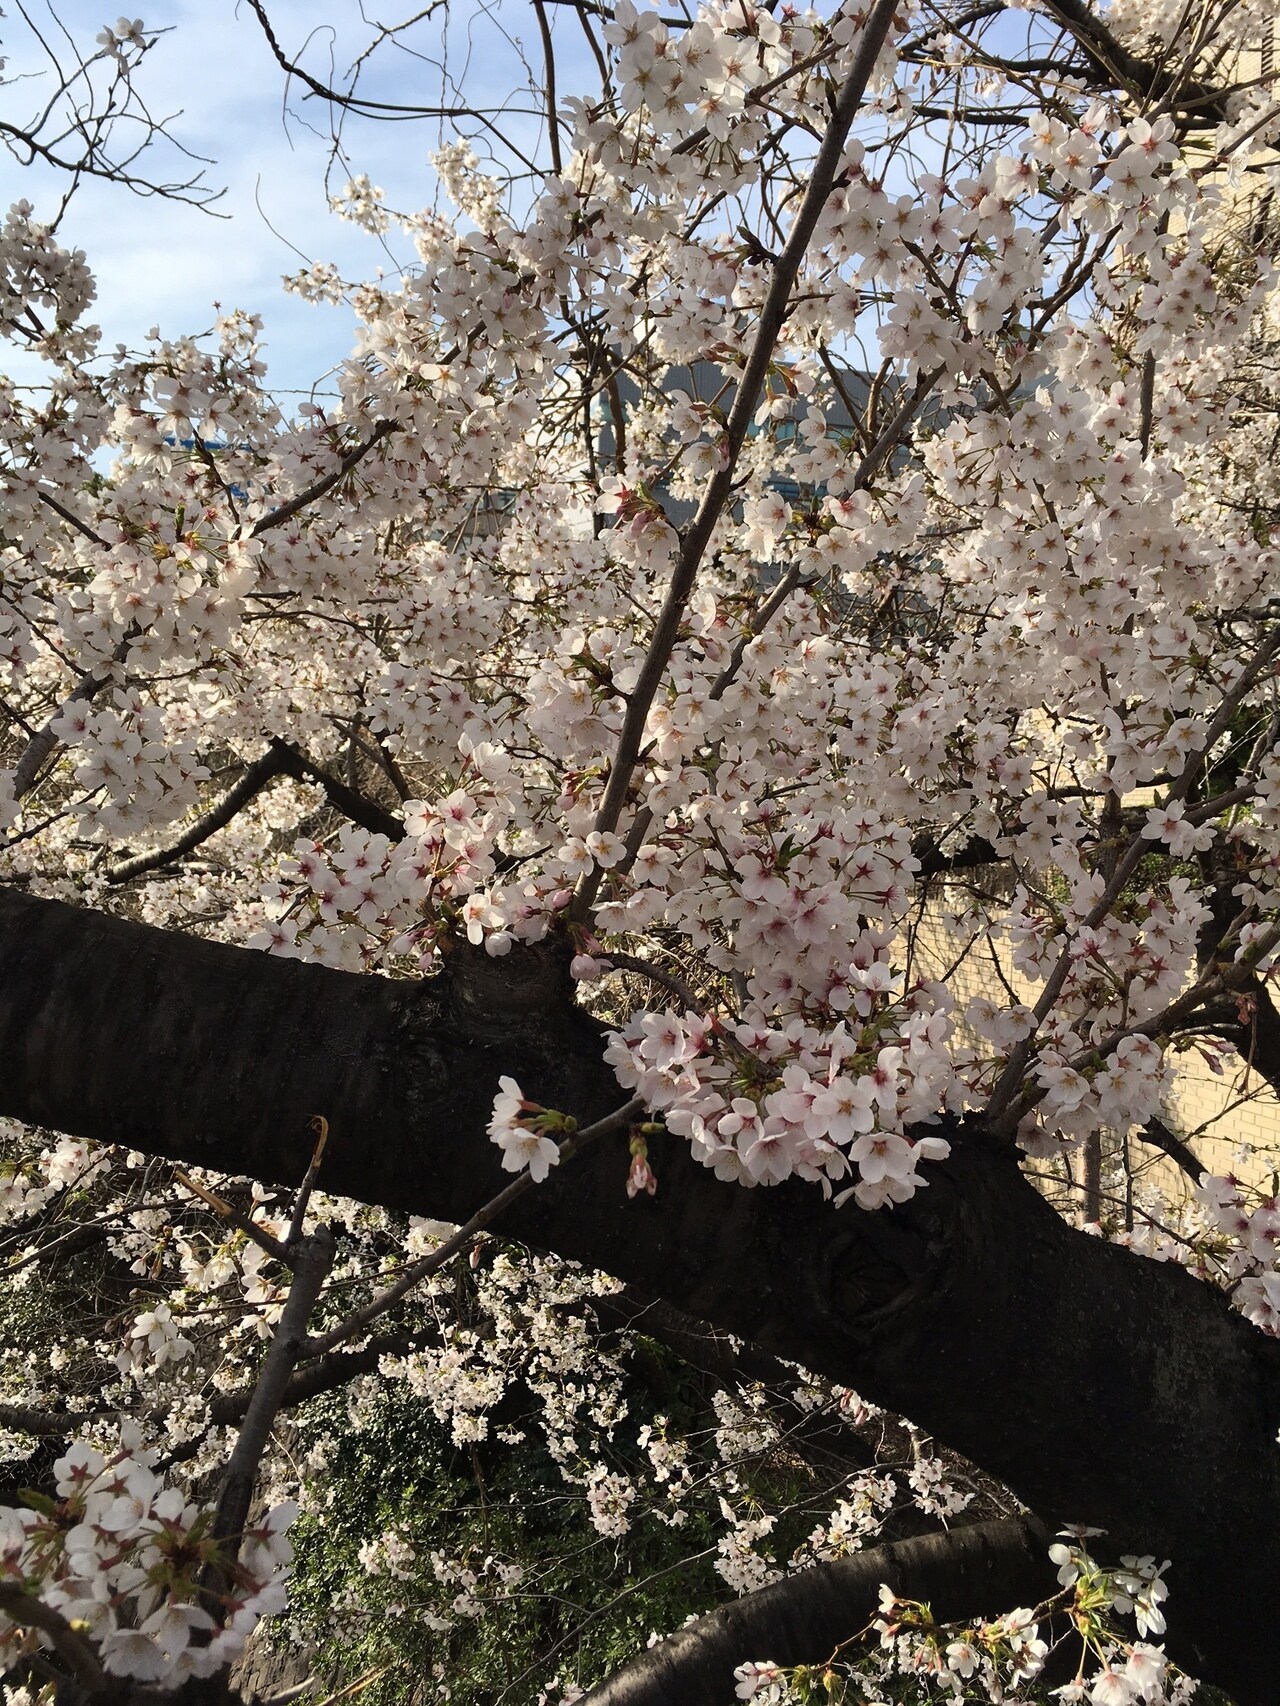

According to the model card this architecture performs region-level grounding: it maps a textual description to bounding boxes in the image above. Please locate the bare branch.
[248,419,398,540]
[1139,1117,1207,1184]
[105,739,404,885]
[581,1517,1055,1706]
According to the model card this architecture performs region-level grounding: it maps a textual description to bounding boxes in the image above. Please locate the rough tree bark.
[1,888,1278,1702]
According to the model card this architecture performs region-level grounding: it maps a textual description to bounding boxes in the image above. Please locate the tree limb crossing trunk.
[1,889,1278,1701]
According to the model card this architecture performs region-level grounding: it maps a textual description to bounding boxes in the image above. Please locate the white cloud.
[4,0,597,400]
[2,0,445,396]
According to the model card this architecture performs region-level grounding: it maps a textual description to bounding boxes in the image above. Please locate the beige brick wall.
[908,894,1280,1198]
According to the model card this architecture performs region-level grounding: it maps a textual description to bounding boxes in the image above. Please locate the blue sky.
[3,0,566,405]
[3,0,1051,410]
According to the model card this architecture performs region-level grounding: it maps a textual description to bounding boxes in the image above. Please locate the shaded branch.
[1037,0,1233,122]
[248,420,398,540]
[208,1227,334,1586]
[580,0,901,889]
[105,743,297,884]
[0,1583,111,1694]
[270,740,404,841]
[583,1517,1055,1706]
[0,1400,106,1437]
[105,738,404,884]
[37,491,107,548]
[1139,1116,1206,1184]
[304,1094,641,1358]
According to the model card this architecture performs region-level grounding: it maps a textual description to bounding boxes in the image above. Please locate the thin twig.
[249,419,397,539]
[305,1096,643,1358]
[286,1115,330,1253]
[173,1168,293,1266]
[37,489,107,547]
[986,627,1280,1124]
[600,951,707,1015]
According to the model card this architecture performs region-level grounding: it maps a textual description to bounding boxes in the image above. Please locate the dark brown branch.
[583,1517,1055,1706]
[173,1167,293,1265]
[105,743,295,883]
[104,738,404,884]
[272,740,404,841]
[0,1400,107,1437]
[1140,1117,1207,1184]
[581,0,901,887]
[207,1277,866,1449]
[249,420,397,539]
[1038,0,1233,123]
[208,1320,439,1432]
[208,1274,808,1439]
[533,0,564,175]
[208,1226,334,1586]
[913,833,1000,876]
[37,491,107,548]
[304,1094,640,1358]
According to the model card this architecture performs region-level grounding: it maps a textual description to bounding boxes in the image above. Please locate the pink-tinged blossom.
[585,830,627,868]
[1235,1271,1280,1334]
[809,1076,877,1143]
[626,1147,658,1198]
[0,1432,294,1685]
[488,1077,561,1182]
[6,31,1280,1694]
[1141,800,1215,857]
[733,1660,784,1699]
[1089,1667,1133,1706]
[743,1126,795,1185]
[1123,1645,1168,1702]
[848,1131,916,1186]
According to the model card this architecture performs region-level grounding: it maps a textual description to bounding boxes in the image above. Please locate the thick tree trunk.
[2,890,1279,1701]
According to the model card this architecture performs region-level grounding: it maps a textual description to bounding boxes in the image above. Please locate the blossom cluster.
[1195,1174,1280,1334]
[605,1009,953,1205]
[5,31,1280,1216]
[0,1436,294,1688]
[732,1535,1187,1705]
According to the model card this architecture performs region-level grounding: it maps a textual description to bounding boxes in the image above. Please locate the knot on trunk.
[442,934,576,1035]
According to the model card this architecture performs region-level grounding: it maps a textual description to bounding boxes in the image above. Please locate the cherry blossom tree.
[2,0,1280,1700]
